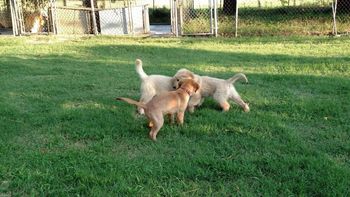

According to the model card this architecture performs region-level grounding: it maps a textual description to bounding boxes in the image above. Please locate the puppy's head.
[178,79,200,95]
[172,69,195,89]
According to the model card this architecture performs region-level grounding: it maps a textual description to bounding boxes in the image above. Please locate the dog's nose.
[173,86,176,89]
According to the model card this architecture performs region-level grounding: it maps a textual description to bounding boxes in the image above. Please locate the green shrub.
[149,7,170,24]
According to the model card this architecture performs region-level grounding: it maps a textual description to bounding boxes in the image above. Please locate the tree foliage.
[223,0,237,15]
[338,0,350,13]
[22,0,48,10]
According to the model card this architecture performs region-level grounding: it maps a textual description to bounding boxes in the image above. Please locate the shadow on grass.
[76,44,350,76]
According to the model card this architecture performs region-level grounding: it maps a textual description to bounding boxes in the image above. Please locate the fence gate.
[9,0,25,35]
[175,0,217,36]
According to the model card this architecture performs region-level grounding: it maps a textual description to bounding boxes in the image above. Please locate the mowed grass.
[0,35,349,195]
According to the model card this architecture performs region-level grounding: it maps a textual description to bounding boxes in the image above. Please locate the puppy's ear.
[178,80,184,88]
[187,72,195,79]
[171,78,177,89]
[190,81,199,92]
[194,82,200,92]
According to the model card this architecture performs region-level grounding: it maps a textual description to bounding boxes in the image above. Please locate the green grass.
[0,35,350,195]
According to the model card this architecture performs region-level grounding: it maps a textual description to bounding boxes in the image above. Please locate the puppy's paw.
[149,132,157,141]
[188,106,195,113]
[137,108,145,115]
[243,103,250,112]
[220,102,230,112]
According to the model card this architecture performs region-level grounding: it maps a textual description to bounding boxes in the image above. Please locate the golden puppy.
[135,59,175,115]
[172,69,249,112]
[117,79,199,141]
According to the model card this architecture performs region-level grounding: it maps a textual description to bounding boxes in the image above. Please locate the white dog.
[135,59,174,114]
[172,69,250,113]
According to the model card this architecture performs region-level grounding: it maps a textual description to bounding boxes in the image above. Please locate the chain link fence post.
[235,0,238,37]
[332,0,338,35]
[90,0,98,35]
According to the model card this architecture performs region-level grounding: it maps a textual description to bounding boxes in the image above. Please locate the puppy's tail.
[135,59,148,80]
[116,97,147,109]
[227,73,248,84]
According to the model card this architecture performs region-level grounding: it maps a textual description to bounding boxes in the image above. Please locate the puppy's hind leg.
[168,113,175,124]
[149,114,164,141]
[187,93,202,113]
[213,91,230,112]
[137,101,146,115]
[232,96,249,112]
[176,111,185,125]
[138,97,149,114]
[138,91,155,115]
[229,88,249,112]
[219,100,231,112]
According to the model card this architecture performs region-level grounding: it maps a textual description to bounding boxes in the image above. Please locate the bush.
[149,7,170,24]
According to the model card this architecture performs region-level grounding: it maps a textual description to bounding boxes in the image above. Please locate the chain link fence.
[180,0,216,35]
[336,0,350,34]
[50,0,149,35]
[216,0,350,36]
[0,0,349,36]
[1,0,149,35]
[0,0,12,34]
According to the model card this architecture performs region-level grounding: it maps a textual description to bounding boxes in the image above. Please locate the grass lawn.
[0,35,349,195]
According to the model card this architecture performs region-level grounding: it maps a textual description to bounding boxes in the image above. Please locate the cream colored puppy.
[172,69,250,112]
[135,59,174,114]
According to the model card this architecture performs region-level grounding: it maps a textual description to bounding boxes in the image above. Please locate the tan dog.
[172,69,249,112]
[117,79,199,141]
[135,59,174,114]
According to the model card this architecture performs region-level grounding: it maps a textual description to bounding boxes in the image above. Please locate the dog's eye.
[176,78,179,82]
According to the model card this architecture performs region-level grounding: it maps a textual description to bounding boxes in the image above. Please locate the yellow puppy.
[117,79,199,141]
[172,69,249,112]
[135,59,175,115]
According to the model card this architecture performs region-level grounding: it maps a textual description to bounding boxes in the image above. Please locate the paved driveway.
[0,28,13,35]
[150,25,171,35]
